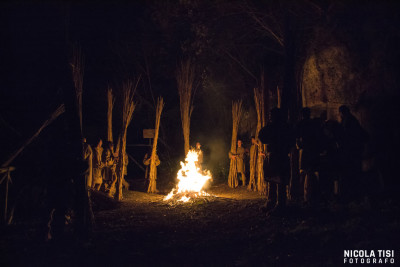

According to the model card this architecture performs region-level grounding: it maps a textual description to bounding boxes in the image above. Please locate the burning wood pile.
[164,149,212,203]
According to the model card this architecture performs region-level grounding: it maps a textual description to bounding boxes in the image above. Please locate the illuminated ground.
[1,184,399,266]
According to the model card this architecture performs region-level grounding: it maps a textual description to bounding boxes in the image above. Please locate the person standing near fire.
[295,107,322,205]
[229,139,247,186]
[195,142,204,169]
[337,105,368,201]
[248,136,258,191]
[92,139,104,190]
[259,108,294,215]
[143,148,161,182]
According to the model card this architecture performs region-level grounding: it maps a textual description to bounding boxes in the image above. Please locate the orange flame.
[164,149,212,202]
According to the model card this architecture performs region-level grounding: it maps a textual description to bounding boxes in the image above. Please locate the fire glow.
[164,149,212,202]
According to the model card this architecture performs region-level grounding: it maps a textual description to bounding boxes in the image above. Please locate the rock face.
[300,26,400,188]
[302,44,360,120]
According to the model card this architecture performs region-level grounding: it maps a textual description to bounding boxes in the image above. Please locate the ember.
[164,149,212,202]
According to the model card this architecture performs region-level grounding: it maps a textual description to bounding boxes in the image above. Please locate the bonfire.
[164,149,212,202]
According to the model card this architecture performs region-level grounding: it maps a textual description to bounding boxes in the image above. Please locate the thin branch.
[223,49,258,82]
[247,11,284,47]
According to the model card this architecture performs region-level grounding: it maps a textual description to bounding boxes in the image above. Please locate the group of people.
[83,138,129,196]
[230,105,369,214]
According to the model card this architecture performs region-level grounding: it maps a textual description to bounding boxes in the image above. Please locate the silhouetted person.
[143,148,161,187]
[295,107,323,205]
[337,105,368,201]
[248,136,258,191]
[318,114,341,200]
[229,139,247,186]
[259,108,294,214]
[195,142,204,169]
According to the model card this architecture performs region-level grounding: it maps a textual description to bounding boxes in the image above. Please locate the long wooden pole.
[1,105,65,168]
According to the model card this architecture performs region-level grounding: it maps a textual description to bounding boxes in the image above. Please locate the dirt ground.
[1,183,399,266]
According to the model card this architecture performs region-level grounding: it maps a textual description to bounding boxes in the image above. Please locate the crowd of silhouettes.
[258,105,369,215]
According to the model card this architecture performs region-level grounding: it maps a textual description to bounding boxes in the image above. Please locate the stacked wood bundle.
[228,100,243,188]
[176,59,195,156]
[116,79,138,201]
[147,97,164,193]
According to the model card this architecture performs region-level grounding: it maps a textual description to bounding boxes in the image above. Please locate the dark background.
[1,0,400,221]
